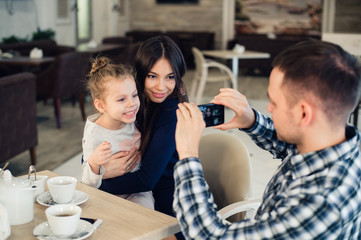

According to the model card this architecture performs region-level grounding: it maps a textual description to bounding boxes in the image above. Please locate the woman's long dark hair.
[133,35,188,154]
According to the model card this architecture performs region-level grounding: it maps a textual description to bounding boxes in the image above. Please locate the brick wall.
[128,0,223,48]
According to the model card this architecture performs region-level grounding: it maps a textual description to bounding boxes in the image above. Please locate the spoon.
[2,162,9,170]
[28,165,37,180]
[33,231,88,240]
[0,162,9,177]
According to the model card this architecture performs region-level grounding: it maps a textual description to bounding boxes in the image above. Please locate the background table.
[202,50,270,89]
[9,170,180,240]
[0,56,55,67]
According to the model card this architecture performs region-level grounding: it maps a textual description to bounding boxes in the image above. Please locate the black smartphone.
[198,103,225,127]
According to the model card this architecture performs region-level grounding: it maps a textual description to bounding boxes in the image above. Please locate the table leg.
[232,57,239,90]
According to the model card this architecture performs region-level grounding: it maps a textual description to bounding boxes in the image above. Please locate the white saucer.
[37,190,88,206]
[33,220,94,240]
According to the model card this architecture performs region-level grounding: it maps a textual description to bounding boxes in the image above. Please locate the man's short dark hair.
[272,40,361,121]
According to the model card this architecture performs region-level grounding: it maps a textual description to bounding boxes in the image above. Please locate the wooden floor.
[5,70,269,176]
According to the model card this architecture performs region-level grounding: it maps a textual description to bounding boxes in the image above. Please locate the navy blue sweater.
[99,97,179,194]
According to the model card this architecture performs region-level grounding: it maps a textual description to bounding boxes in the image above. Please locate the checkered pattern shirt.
[173,111,361,239]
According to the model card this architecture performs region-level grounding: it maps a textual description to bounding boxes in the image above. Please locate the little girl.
[81,57,154,209]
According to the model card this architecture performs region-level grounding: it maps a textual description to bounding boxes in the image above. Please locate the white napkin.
[29,47,43,59]
[233,44,245,54]
[87,39,98,48]
[0,203,11,240]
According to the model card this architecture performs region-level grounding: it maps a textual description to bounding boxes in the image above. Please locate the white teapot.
[0,203,10,240]
[0,170,36,225]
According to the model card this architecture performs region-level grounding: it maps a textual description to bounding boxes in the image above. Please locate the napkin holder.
[30,48,43,59]
[87,39,98,48]
[233,44,245,54]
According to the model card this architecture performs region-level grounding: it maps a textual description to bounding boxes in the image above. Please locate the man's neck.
[297,124,346,154]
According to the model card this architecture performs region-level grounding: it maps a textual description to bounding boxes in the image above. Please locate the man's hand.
[211,88,256,130]
[103,147,141,179]
[175,102,205,160]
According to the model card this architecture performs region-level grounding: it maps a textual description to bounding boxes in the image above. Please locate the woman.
[98,35,187,233]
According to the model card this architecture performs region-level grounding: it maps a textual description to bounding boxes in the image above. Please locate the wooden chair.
[190,47,237,104]
[36,51,90,128]
[199,133,258,222]
[0,73,38,166]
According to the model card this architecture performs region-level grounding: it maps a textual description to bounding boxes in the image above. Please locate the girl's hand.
[103,147,141,179]
[88,141,112,174]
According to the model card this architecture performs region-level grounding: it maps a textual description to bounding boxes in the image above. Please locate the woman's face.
[144,57,176,103]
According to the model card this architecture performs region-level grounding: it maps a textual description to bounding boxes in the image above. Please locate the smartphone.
[198,103,225,127]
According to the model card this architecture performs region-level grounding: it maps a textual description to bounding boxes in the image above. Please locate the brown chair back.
[55,51,90,98]
[36,51,90,128]
[0,72,38,165]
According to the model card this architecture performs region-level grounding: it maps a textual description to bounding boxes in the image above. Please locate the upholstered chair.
[199,133,255,222]
[36,51,90,128]
[0,72,38,166]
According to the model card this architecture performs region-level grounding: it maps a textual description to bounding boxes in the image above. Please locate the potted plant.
[2,35,28,44]
[32,28,55,41]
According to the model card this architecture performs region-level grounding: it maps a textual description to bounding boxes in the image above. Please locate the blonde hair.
[88,57,136,101]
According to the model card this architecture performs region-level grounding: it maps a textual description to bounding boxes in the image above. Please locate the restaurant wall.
[129,0,224,48]
[91,0,130,45]
[0,0,76,46]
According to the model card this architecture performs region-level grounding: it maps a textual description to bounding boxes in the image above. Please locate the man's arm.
[173,157,341,239]
[174,103,341,239]
[243,110,297,159]
[212,88,296,159]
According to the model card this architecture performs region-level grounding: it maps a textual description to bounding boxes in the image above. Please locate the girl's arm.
[100,115,177,194]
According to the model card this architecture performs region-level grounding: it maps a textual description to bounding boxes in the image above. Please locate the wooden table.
[9,170,180,240]
[202,50,270,89]
[0,56,55,67]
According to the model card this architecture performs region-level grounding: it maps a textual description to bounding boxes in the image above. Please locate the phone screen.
[198,103,225,127]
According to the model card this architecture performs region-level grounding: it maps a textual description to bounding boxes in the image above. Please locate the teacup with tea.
[45,204,81,237]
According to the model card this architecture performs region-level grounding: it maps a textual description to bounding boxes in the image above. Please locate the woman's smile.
[151,91,167,98]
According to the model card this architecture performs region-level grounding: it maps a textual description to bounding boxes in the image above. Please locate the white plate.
[33,220,94,240]
[37,190,88,206]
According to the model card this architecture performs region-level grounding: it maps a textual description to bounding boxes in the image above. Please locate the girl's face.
[144,58,176,103]
[96,76,140,129]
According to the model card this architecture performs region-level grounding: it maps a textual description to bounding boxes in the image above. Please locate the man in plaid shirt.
[173,40,361,239]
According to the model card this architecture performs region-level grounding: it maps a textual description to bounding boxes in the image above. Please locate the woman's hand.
[175,102,205,160]
[211,88,255,130]
[88,141,112,174]
[103,147,141,179]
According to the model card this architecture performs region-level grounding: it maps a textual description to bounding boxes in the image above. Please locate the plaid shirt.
[173,111,361,239]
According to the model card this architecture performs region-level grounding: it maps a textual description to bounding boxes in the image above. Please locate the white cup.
[22,175,48,202]
[47,176,77,204]
[45,204,81,237]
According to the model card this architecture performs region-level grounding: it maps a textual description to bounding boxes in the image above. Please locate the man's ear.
[299,101,313,127]
[94,99,105,113]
